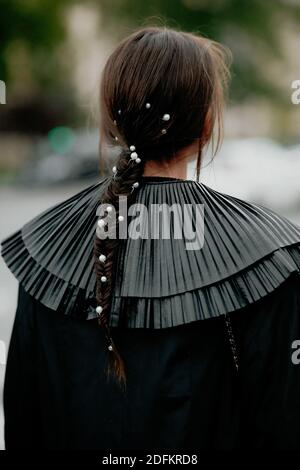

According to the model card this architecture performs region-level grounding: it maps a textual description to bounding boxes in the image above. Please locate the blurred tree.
[0,0,81,133]
[1,0,299,133]
[0,0,67,86]
[98,0,300,104]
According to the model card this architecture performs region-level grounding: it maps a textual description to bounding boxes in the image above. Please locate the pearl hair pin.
[145,103,151,109]
[119,144,142,168]
[131,181,139,193]
[108,344,113,351]
[162,113,170,121]
[106,206,113,213]
[161,129,167,134]
[96,306,103,315]
[101,276,107,283]
[99,254,106,263]
[112,166,117,179]
[130,152,138,160]
[118,215,124,222]
[128,146,142,164]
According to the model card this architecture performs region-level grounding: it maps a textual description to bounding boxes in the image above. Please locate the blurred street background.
[1,0,300,450]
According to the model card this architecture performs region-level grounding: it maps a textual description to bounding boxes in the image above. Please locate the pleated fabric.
[1,176,300,328]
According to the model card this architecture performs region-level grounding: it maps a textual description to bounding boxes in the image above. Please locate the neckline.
[141,175,196,183]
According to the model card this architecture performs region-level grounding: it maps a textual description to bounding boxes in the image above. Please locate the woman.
[1,26,300,450]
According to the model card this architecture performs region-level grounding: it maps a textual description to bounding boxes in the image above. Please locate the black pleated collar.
[1,177,300,328]
[140,175,192,182]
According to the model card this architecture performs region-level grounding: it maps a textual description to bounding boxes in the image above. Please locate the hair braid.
[94,148,145,388]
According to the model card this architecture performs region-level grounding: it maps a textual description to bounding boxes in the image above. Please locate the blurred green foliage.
[0,0,69,87]
[99,0,300,104]
[0,0,299,130]
[0,0,81,131]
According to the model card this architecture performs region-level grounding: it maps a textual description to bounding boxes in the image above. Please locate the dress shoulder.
[111,182,300,327]
[1,178,108,320]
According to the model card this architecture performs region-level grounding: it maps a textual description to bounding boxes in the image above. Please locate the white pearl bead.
[98,218,106,228]
[115,136,118,141]
[106,206,113,213]
[112,166,117,173]
[133,182,139,188]
[130,145,136,151]
[118,109,121,115]
[96,306,103,315]
[99,254,106,263]
[101,276,107,283]
[162,113,170,121]
[161,128,167,134]
[130,152,138,160]
[108,345,113,351]
[118,215,124,222]
[145,103,151,109]
[136,157,141,163]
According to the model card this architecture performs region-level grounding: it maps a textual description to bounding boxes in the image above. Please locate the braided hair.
[94,148,145,388]
[93,26,231,388]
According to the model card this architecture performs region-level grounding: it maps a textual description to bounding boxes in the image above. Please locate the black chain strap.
[224,314,239,372]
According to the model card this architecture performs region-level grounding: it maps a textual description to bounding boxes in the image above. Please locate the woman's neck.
[143,141,199,180]
[143,155,189,180]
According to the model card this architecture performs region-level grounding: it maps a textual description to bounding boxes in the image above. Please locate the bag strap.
[224,313,239,372]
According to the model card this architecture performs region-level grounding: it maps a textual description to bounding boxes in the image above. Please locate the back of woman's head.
[94,26,232,388]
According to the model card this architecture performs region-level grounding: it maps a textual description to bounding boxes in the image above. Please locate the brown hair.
[94,26,231,388]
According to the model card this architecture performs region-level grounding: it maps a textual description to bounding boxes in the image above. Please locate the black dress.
[1,176,300,450]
